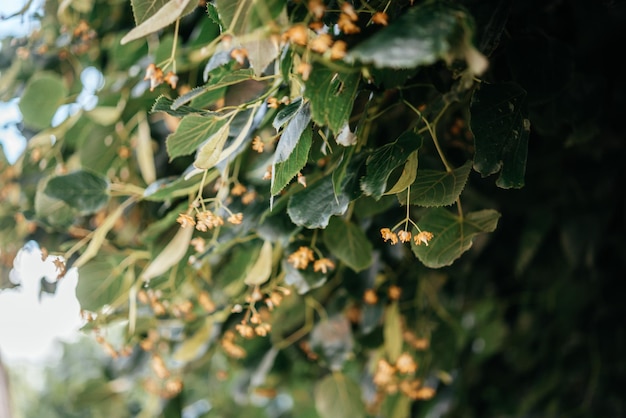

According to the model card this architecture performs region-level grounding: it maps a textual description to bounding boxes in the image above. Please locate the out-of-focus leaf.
[143,175,205,201]
[166,114,228,161]
[401,160,472,207]
[411,208,501,268]
[215,0,285,35]
[310,315,354,371]
[361,131,423,199]
[244,35,281,77]
[18,72,68,130]
[122,0,196,44]
[44,170,109,215]
[77,255,130,312]
[288,175,350,229]
[384,302,403,362]
[193,122,230,169]
[272,126,312,195]
[380,393,412,418]
[304,64,360,134]
[282,261,326,295]
[243,240,273,286]
[135,113,156,184]
[470,82,529,188]
[346,1,483,70]
[314,373,365,418]
[273,98,303,130]
[172,317,213,363]
[151,95,204,117]
[140,225,194,281]
[323,217,372,272]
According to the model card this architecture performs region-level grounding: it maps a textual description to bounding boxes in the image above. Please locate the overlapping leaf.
[322,217,373,272]
[470,82,529,188]
[287,175,350,229]
[166,114,228,161]
[44,170,109,215]
[18,72,68,130]
[411,208,501,268]
[402,160,473,207]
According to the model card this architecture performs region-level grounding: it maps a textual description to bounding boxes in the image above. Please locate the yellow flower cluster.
[287,246,336,273]
[372,354,436,400]
[144,63,178,91]
[380,228,434,246]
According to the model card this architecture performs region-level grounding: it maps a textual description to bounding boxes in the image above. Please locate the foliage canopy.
[1,0,625,417]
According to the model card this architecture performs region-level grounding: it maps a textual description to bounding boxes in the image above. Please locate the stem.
[404,100,453,173]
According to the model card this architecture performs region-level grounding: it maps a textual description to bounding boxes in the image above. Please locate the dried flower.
[308,0,326,19]
[313,258,335,274]
[373,359,396,387]
[230,48,248,65]
[310,33,333,53]
[388,285,402,300]
[190,237,206,253]
[227,213,243,225]
[283,24,308,46]
[296,62,312,81]
[341,2,359,21]
[297,172,307,187]
[196,211,224,231]
[287,246,315,269]
[267,97,280,109]
[176,213,196,228]
[252,136,265,152]
[164,71,178,89]
[262,166,272,180]
[236,323,255,338]
[363,288,378,305]
[151,354,170,379]
[330,40,347,60]
[254,323,272,336]
[241,190,257,205]
[144,63,164,91]
[338,13,361,34]
[371,11,389,26]
[380,228,398,245]
[413,386,436,400]
[396,353,418,374]
[414,231,434,246]
[397,230,412,243]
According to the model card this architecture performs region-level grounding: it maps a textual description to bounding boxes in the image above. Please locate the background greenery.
[1,0,625,417]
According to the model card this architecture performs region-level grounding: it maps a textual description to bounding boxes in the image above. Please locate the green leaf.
[272,98,303,130]
[166,114,228,161]
[151,95,204,117]
[273,103,311,164]
[18,72,68,130]
[314,373,365,418]
[172,317,213,363]
[361,131,422,199]
[44,170,109,215]
[173,66,255,110]
[193,122,230,169]
[272,126,312,195]
[215,0,285,35]
[383,302,403,362]
[143,175,204,201]
[304,64,360,134]
[345,1,479,69]
[402,160,472,207]
[140,224,194,281]
[287,175,350,229]
[323,217,373,272]
[470,82,530,188]
[411,208,501,268]
[122,0,197,44]
[77,255,130,312]
[384,150,418,195]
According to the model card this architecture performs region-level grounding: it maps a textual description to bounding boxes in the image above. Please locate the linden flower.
[287,246,315,269]
[283,24,308,46]
[227,213,243,225]
[371,11,389,26]
[310,33,333,53]
[341,2,359,21]
[313,258,335,274]
[230,48,248,65]
[308,0,326,19]
[176,213,196,228]
[164,71,178,89]
[373,359,396,387]
[396,352,418,374]
[296,62,312,81]
[380,228,398,245]
[231,183,247,196]
[397,230,412,243]
[252,136,265,153]
[414,231,434,246]
[144,63,164,91]
[330,40,347,60]
[196,211,224,231]
[338,13,360,34]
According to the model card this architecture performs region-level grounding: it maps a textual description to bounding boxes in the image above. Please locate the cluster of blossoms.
[372,353,436,401]
[144,63,178,91]
[232,285,292,339]
[176,209,243,231]
[381,227,434,246]
[287,246,335,274]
